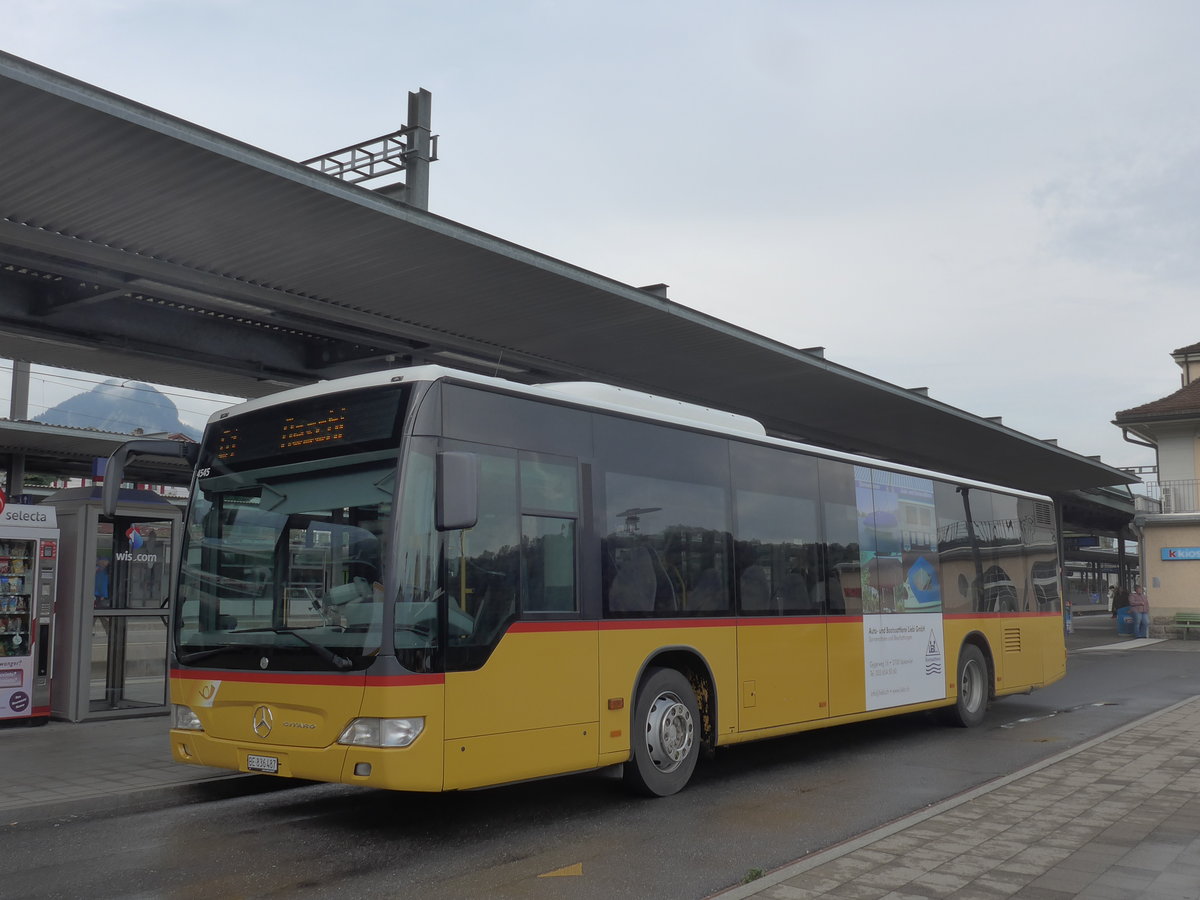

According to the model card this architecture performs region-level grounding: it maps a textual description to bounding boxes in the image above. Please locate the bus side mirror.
[102,439,200,517]
[436,451,479,532]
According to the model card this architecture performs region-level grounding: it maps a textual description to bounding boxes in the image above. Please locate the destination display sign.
[203,386,408,471]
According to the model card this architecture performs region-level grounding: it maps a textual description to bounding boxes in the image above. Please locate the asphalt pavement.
[3,610,1199,900]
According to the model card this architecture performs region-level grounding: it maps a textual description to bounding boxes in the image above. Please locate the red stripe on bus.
[362,674,446,686]
[528,615,874,631]
[945,611,1063,620]
[736,616,845,626]
[598,618,735,631]
[508,621,599,633]
[170,668,444,687]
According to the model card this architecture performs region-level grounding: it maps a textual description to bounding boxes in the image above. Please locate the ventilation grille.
[1034,502,1054,528]
[1003,627,1023,654]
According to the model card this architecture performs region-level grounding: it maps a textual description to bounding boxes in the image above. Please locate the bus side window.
[935,481,973,614]
[818,458,861,616]
[732,442,822,616]
[594,416,732,618]
[984,492,1022,612]
[445,451,520,668]
[1022,497,1060,612]
[521,516,576,612]
[519,454,579,615]
[601,473,730,616]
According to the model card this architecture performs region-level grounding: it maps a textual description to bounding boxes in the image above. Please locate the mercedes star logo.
[252,705,274,738]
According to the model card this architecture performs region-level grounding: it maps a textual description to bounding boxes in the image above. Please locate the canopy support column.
[6,359,29,495]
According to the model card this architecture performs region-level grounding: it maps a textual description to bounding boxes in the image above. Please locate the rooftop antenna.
[617,507,661,535]
[301,89,437,210]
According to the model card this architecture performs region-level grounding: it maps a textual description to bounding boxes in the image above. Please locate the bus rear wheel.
[624,667,700,797]
[946,644,989,728]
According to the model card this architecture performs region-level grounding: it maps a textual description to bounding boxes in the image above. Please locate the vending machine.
[0,496,60,725]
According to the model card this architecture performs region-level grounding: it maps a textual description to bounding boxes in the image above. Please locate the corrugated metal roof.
[0,419,191,483]
[0,50,1136,497]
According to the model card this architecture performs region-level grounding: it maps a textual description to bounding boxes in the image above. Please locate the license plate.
[246,754,279,774]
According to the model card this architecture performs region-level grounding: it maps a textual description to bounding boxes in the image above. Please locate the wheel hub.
[645,691,694,773]
[961,659,982,709]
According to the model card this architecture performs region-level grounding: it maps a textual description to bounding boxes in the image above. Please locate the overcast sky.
[5,0,1197,469]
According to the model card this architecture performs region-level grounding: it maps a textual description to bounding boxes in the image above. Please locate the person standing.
[94,557,111,608]
[1111,582,1129,619]
[1128,583,1150,639]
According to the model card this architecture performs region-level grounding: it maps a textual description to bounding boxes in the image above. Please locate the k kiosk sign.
[1161,547,1200,561]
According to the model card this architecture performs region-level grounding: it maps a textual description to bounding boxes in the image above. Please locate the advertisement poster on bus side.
[854,466,947,710]
[863,613,946,710]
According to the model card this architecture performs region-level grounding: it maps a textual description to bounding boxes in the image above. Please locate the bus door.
[735,541,829,731]
[732,444,830,731]
[441,449,599,789]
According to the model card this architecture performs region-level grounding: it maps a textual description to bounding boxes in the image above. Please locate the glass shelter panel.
[113,520,173,610]
[91,515,175,713]
[90,616,168,710]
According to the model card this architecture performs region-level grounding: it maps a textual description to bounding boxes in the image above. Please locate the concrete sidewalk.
[0,713,243,818]
[720,658,1200,899]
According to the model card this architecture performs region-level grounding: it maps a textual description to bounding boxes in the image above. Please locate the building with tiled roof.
[1115,377,1200,432]
[1170,342,1200,386]
[1113,343,1200,629]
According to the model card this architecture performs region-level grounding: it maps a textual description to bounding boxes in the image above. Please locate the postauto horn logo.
[126,525,144,550]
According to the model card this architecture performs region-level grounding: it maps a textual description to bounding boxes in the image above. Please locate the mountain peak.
[32,379,200,440]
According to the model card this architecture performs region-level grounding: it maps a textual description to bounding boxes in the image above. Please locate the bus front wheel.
[947,644,989,728]
[624,667,700,797]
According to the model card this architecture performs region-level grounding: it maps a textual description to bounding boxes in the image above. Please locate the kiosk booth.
[44,487,182,721]
[0,498,60,725]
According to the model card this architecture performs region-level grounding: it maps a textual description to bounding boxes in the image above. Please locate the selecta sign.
[1161,547,1200,561]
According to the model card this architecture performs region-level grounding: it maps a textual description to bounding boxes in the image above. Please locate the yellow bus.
[107,366,1066,796]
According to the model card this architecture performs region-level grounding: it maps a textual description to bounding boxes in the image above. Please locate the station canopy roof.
[0,50,1136,504]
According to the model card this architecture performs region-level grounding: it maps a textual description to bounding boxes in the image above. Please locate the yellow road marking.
[538,863,583,878]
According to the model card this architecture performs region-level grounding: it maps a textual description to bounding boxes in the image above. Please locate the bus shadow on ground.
[250,710,946,835]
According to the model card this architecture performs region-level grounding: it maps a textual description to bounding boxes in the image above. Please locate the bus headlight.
[172,704,204,731]
[338,717,424,748]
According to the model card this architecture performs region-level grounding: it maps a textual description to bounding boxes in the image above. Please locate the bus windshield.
[176,459,400,672]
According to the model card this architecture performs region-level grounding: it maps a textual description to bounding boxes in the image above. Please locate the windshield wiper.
[178,645,247,666]
[274,628,354,669]
[229,626,354,670]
